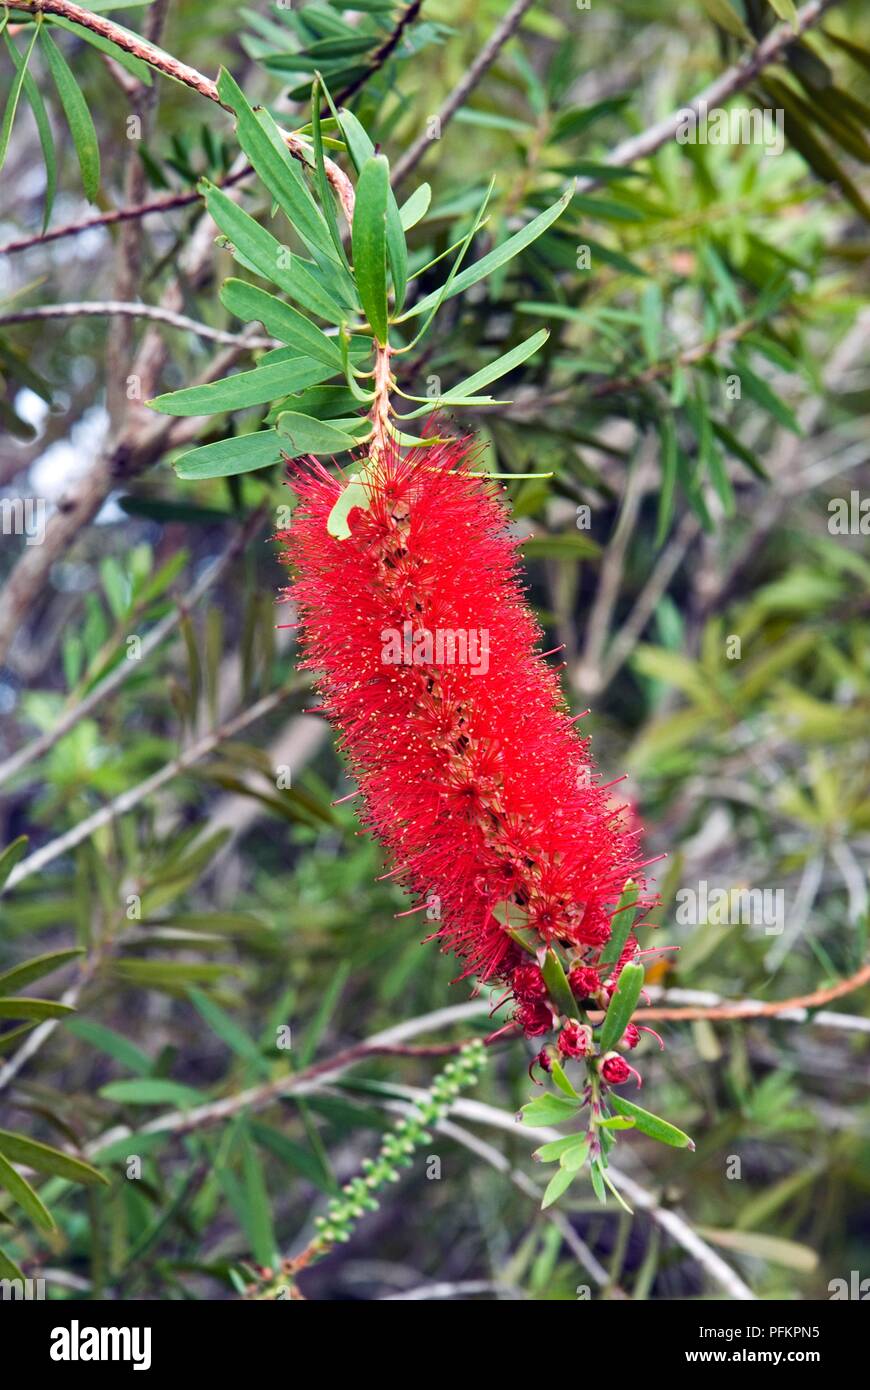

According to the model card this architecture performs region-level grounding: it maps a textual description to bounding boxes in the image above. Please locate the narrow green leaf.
[4,34,55,229]
[188,987,268,1073]
[337,108,407,310]
[520,1094,581,1127]
[220,280,342,368]
[239,1126,276,1267]
[203,184,346,323]
[403,186,573,320]
[40,28,100,202]
[0,998,75,1021]
[589,1160,607,1204]
[541,1166,575,1209]
[298,961,350,1067]
[442,329,549,400]
[0,1245,24,1282]
[0,1149,55,1232]
[560,1137,591,1171]
[541,948,580,1020]
[0,26,39,174]
[275,410,361,455]
[216,68,341,267]
[352,155,389,344]
[609,1094,695,1149]
[0,837,28,892]
[598,880,639,967]
[250,1121,335,1195]
[0,948,84,995]
[598,961,644,1053]
[149,357,334,416]
[549,1057,580,1099]
[0,1128,109,1187]
[98,1078,206,1107]
[47,14,152,83]
[174,430,283,481]
[311,77,352,270]
[655,416,677,546]
[399,183,431,230]
[521,533,601,560]
[731,350,802,433]
[533,1135,580,1162]
[65,1017,152,1076]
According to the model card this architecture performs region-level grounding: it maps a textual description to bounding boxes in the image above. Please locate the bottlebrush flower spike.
[278,433,642,1010]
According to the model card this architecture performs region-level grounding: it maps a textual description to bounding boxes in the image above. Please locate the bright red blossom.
[279,436,642,1029]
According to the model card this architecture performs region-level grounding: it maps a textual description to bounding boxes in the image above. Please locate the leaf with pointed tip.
[0,998,75,1021]
[220,280,343,369]
[276,411,362,456]
[0,1129,109,1186]
[399,183,431,230]
[609,1095,695,1149]
[203,184,347,323]
[598,962,644,1053]
[403,187,573,320]
[0,949,84,994]
[150,358,335,417]
[40,28,100,202]
[0,1149,55,1232]
[352,155,390,344]
[174,430,284,480]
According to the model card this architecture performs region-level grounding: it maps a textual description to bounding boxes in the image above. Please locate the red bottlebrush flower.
[567,965,601,1001]
[557,1020,592,1059]
[278,434,641,993]
[511,964,547,1001]
[516,1000,552,1038]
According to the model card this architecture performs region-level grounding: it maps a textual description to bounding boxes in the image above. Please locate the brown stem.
[8,0,356,222]
[643,961,870,1022]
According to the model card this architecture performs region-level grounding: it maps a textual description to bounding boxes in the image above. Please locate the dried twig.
[0,301,276,347]
[391,0,536,185]
[2,681,304,892]
[0,506,270,787]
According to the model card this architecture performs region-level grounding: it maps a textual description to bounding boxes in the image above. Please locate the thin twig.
[8,0,356,222]
[2,682,304,893]
[643,961,870,1024]
[391,0,536,186]
[0,172,248,257]
[0,506,270,788]
[0,301,276,347]
[575,0,840,194]
[0,1,425,258]
[81,1001,506,1159]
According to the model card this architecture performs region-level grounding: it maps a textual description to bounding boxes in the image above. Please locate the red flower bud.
[516,1000,552,1038]
[567,965,601,1001]
[601,1052,631,1084]
[511,963,548,1001]
[557,1020,592,1059]
[620,1023,640,1050]
[535,1047,552,1073]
